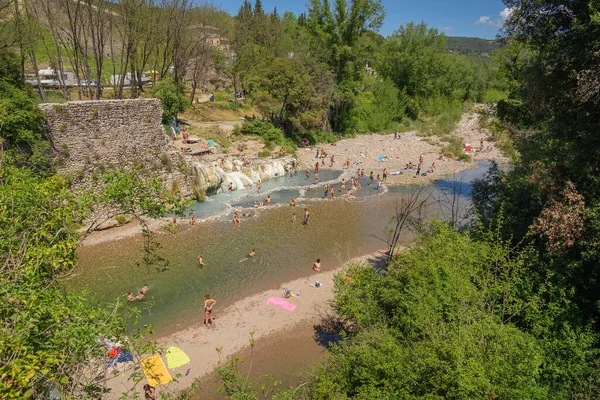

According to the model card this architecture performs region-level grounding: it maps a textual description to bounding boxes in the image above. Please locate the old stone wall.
[40,98,193,196]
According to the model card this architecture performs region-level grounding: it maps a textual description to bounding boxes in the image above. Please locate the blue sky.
[211,0,508,39]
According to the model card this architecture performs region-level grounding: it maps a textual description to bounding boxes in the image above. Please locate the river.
[68,161,492,336]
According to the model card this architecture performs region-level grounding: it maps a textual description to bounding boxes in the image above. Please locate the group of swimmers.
[127,285,149,301]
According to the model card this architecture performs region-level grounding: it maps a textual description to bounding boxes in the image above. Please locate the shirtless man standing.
[198,254,204,269]
[303,208,310,225]
[204,295,217,327]
[313,258,321,272]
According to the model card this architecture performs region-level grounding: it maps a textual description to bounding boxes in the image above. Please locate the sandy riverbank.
[102,252,386,399]
[296,112,508,185]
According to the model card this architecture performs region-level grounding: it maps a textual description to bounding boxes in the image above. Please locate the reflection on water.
[71,161,493,335]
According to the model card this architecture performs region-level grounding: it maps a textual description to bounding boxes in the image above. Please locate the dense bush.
[152,77,191,123]
[310,223,600,399]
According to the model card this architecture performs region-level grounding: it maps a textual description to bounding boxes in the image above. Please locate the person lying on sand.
[239,249,256,262]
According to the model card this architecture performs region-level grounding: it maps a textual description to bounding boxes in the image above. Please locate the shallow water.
[71,161,493,335]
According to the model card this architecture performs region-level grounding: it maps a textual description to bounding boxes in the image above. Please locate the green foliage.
[241,120,284,145]
[446,36,501,56]
[311,223,600,399]
[377,23,493,119]
[0,50,48,171]
[354,76,406,133]
[151,77,191,123]
[0,164,184,398]
[481,88,508,104]
[440,135,470,161]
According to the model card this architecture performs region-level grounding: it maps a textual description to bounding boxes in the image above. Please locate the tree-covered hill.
[446,36,501,56]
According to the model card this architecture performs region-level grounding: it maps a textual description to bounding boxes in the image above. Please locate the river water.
[69,161,492,335]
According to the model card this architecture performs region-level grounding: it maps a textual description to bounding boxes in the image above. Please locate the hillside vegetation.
[446,36,501,56]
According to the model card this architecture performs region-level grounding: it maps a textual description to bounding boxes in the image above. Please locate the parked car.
[79,80,98,87]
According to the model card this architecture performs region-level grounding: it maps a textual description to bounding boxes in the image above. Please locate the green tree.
[306,0,385,133]
[151,77,191,122]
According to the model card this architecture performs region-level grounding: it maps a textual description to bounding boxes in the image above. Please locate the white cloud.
[499,7,513,22]
[443,26,453,32]
[476,7,514,28]
[476,16,491,25]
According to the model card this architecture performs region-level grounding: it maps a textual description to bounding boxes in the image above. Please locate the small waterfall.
[191,156,294,196]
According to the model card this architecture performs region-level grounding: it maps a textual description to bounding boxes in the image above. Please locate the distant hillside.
[446,36,501,56]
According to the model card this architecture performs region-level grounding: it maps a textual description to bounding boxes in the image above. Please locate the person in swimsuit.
[266,195,271,204]
[315,162,319,173]
[198,254,204,269]
[257,180,262,193]
[369,171,374,185]
[239,249,256,262]
[204,295,217,327]
[361,168,365,179]
[144,384,156,400]
[291,213,296,223]
[313,258,321,272]
[127,292,136,301]
[341,178,346,192]
[305,169,310,180]
[329,187,334,199]
[383,168,388,182]
[303,208,310,225]
[330,154,335,167]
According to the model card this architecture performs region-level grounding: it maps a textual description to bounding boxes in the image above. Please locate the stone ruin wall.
[40,98,194,197]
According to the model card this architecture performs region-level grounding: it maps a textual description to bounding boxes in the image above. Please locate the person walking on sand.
[291,213,296,223]
[415,163,421,178]
[313,258,321,272]
[198,254,205,269]
[383,168,388,182]
[204,295,217,327]
[303,208,310,225]
[330,154,335,167]
[419,154,424,166]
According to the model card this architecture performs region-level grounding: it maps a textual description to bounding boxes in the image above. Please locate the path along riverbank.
[102,252,386,399]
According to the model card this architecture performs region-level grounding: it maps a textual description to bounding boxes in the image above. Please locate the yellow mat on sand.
[141,354,173,386]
